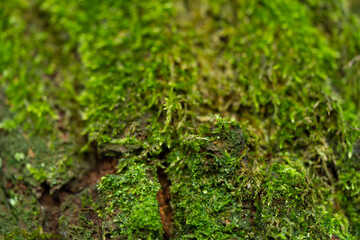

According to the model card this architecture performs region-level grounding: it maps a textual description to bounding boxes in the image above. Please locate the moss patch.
[0,0,359,239]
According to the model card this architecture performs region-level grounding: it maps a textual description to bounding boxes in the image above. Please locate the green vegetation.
[97,164,163,239]
[0,0,359,239]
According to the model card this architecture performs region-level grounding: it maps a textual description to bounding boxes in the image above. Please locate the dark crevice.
[156,166,173,239]
[38,146,118,235]
[39,183,62,233]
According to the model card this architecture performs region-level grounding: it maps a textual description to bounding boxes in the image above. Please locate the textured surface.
[0,0,359,239]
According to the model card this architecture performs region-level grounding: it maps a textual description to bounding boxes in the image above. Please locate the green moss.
[55,186,100,240]
[0,0,82,135]
[60,210,100,240]
[0,184,49,239]
[168,119,350,239]
[0,0,360,238]
[3,228,58,240]
[97,163,163,239]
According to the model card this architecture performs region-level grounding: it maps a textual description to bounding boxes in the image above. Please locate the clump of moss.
[168,119,350,239]
[97,163,163,239]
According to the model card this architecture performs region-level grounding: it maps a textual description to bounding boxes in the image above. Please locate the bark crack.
[156,167,173,239]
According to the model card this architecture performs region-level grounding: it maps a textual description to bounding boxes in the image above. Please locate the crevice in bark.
[156,166,173,240]
[38,145,118,235]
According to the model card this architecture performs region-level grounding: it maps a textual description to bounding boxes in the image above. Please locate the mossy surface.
[168,119,348,239]
[0,0,360,239]
[98,164,163,239]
